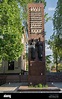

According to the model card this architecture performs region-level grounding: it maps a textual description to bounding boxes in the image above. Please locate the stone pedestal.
[28,3,46,85]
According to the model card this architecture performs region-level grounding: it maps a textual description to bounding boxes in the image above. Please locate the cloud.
[46,48,52,53]
[45,50,52,56]
[48,7,55,11]
[52,26,53,29]
[45,45,52,55]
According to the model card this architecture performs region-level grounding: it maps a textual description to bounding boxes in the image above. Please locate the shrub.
[38,84,43,88]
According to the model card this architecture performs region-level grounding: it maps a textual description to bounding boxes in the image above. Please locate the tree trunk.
[55,53,58,72]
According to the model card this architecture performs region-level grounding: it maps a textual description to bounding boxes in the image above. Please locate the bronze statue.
[36,38,43,61]
[30,39,36,60]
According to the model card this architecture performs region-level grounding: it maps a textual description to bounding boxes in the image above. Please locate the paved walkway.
[0,83,28,93]
[52,82,62,91]
[0,82,62,93]
[53,82,62,88]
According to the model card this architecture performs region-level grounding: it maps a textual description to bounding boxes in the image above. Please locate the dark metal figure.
[30,39,36,60]
[36,38,43,61]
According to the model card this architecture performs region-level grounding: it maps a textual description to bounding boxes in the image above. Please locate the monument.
[28,3,46,85]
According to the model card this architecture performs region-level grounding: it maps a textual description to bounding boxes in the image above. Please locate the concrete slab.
[18,85,60,91]
[0,82,28,92]
[53,82,62,88]
[0,87,17,91]
[0,83,22,87]
[17,82,61,91]
[0,83,21,92]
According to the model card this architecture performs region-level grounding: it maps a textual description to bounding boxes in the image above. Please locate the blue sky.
[45,0,58,56]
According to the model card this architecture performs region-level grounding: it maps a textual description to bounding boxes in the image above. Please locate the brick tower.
[28,3,46,85]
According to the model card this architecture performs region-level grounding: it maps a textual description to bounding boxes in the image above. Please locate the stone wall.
[46,72,62,82]
[0,74,28,85]
[0,72,62,85]
[0,75,7,85]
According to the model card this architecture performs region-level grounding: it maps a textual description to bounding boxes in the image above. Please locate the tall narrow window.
[8,61,14,70]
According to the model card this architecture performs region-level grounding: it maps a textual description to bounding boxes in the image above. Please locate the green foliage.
[46,55,52,72]
[51,65,55,70]
[0,0,24,61]
[38,83,43,88]
[44,13,52,23]
[0,0,50,62]
[57,63,62,72]
[29,85,33,87]
[46,55,52,64]
[48,0,62,72]
[18,0,46,20]
[26,64,28,71]
[29,83,48,88]
[53,0,62,57]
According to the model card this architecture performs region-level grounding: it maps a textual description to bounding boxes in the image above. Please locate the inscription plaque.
[28,7,43,34]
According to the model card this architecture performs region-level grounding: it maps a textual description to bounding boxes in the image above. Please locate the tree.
[0,0,50,63]
[53,0,62,60]
[0,0,24,61]
[46,55,52,72]
[57,63,62,72]
[48,0,62,72]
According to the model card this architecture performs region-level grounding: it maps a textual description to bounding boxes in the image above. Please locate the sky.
[45,0,58,56]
